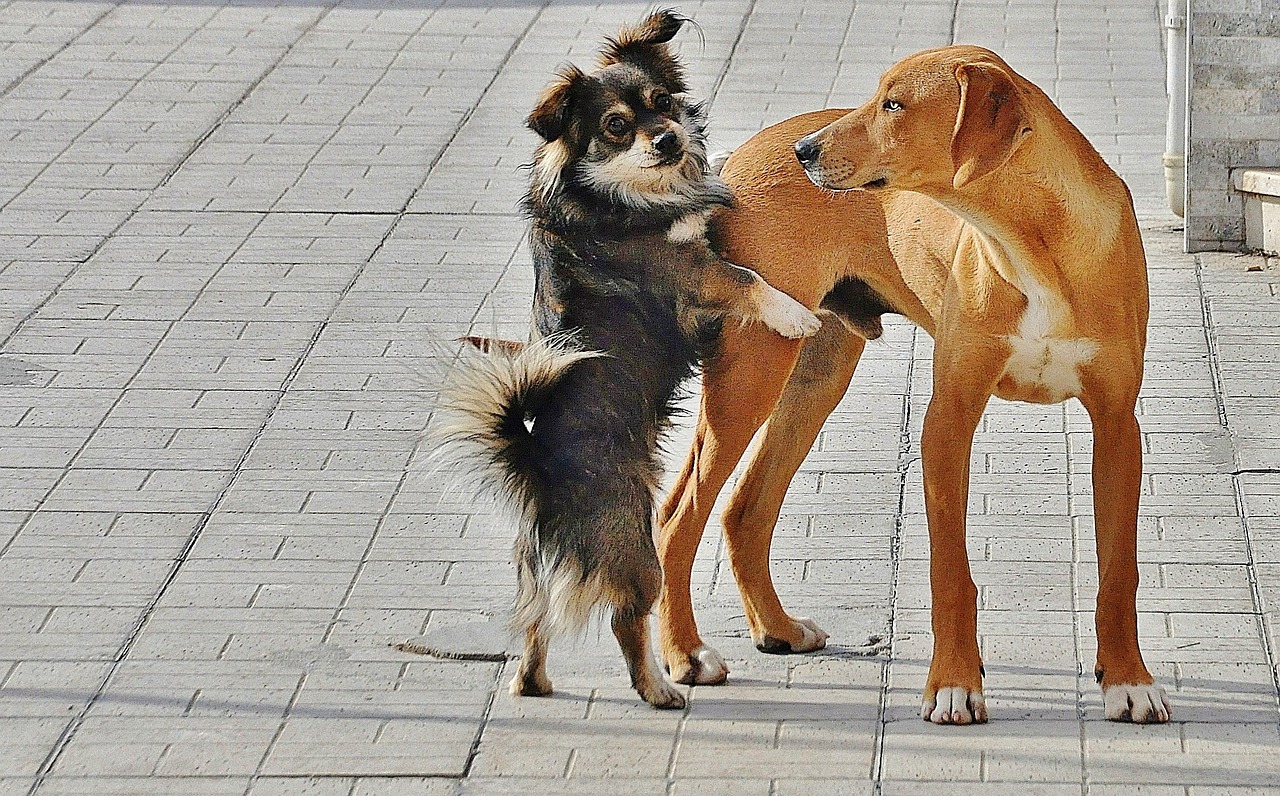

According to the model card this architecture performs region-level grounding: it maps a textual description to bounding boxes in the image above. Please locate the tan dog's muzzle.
[793,123,887,192]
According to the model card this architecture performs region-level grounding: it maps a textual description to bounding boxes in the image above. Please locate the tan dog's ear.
[598,9,689,93]
[526,66,587,142]
[951,63,1030,189]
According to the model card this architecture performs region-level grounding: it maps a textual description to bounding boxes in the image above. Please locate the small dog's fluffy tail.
[433,335,596,510]
[432,336,605,639]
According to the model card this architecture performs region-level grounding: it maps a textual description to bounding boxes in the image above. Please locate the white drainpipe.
[1164,0,1188,217]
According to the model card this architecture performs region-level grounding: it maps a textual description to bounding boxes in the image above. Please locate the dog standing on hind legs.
[434,10,820,710]
[655,45,1172,724]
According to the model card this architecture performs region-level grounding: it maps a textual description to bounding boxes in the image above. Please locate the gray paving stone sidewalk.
[0,0,1278,793]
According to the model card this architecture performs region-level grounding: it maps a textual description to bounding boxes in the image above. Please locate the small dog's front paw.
[758,286,821,339]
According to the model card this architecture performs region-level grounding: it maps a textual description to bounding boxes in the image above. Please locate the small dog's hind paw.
[509,670,553,697]
[639,678,687,710]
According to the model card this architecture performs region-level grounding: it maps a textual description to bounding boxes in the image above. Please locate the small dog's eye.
[654,93,673,113]
[882,99,903,112]
[605,116,629,136]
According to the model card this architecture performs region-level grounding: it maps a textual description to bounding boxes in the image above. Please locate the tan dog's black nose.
[794,135,820,168]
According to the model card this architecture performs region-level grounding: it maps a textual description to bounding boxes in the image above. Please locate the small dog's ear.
[951,62,1031,189]
[598,9,689,93]
[527,66,587,142]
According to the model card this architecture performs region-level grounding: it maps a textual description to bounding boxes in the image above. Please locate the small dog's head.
[525,10,713,210]
[793,45,1032,194]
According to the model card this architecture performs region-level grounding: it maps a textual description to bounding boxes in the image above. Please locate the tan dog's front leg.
[919,342,1004,725]
[920,395,985,724]
[1082,394,1170,723]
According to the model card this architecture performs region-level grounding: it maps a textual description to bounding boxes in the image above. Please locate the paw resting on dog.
[753,282,823,339]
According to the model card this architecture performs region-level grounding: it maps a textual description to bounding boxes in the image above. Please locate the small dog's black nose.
[653,131,680,156]
[794,136,821,168]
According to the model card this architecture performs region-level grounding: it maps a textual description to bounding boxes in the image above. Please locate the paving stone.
[0,0,1275,792]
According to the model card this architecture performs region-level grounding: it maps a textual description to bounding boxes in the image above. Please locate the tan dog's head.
[794,46,1032,193]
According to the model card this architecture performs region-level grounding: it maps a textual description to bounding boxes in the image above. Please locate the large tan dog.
[656,45,1171,725]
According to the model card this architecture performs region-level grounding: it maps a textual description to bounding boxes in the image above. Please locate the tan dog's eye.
[882,99,903,112]
[605,115,630,136]
[654,93,673,113]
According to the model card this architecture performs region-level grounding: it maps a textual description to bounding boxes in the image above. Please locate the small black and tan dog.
[436,10,818,709]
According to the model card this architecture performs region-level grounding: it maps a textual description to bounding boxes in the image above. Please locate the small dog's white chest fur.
[667,212,709,243]
[999,268,1098,401]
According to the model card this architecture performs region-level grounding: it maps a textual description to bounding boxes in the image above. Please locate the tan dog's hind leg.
[920,337,1006,725]
[1079,382,1170,723]
[725,319,865,654]
[657,326,805,685]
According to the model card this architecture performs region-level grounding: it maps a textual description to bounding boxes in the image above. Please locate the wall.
[1185,0,1280,252]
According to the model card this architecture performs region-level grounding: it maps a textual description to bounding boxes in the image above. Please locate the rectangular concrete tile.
[879,720,1082,783]
[37,778,252,795]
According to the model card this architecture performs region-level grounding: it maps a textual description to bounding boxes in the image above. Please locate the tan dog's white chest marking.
[986,237,1099,401]
[1001,292,1099,401]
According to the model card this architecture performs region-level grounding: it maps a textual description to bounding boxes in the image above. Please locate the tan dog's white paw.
[754,616,829,654]
[1103,683,1171,723]
[687,645,730,684]
[757,286,821,339]
[922,687,987,725]
[667,644,729,685]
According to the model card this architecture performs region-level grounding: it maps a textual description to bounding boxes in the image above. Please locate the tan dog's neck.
[928,116,1134,291]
